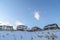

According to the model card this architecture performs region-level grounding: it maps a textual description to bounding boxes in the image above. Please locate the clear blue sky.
[0,0,60,28]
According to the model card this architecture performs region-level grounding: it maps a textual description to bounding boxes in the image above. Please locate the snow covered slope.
[0,30,60,40]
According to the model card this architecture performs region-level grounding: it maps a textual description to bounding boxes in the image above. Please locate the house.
[0,25,13,31]
[29,26,42,32]
[17,25,27,31]
[44,23,59,30]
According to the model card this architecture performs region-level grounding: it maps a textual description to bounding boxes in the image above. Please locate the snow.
[0,30,60,40]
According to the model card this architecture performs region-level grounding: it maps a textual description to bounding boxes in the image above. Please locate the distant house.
[29,26,42,32]
[17,25,27,31]
[44,23,59,30]
[0,25,13,31]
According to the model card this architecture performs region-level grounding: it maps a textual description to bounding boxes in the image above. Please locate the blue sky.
[0,0,60,29]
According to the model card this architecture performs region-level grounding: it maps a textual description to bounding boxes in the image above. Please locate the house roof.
[44,23,59,29]
[31,26,42,31]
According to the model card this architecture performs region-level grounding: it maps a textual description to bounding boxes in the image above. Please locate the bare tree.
[31,36,33,40]
[51,33,57,40]
[45,32,50,40]
[12,34,16,40]
[2,35,5,38]
[45,34,50,40]
[37,34,43,40]
[21,35,23,40]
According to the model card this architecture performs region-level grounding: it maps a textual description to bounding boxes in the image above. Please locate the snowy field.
[0,30,60,40]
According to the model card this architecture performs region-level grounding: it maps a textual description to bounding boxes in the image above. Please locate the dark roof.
[45,23,58,27]
[27,26,42,32]
[44,23,59,30]
[32,27,41,29]
[44,23,59,28]
[31,26,42,31]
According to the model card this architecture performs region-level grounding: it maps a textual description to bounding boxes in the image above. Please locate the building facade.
[17,25,27,31]
[44,23,59,30]
[0,25,13,31]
